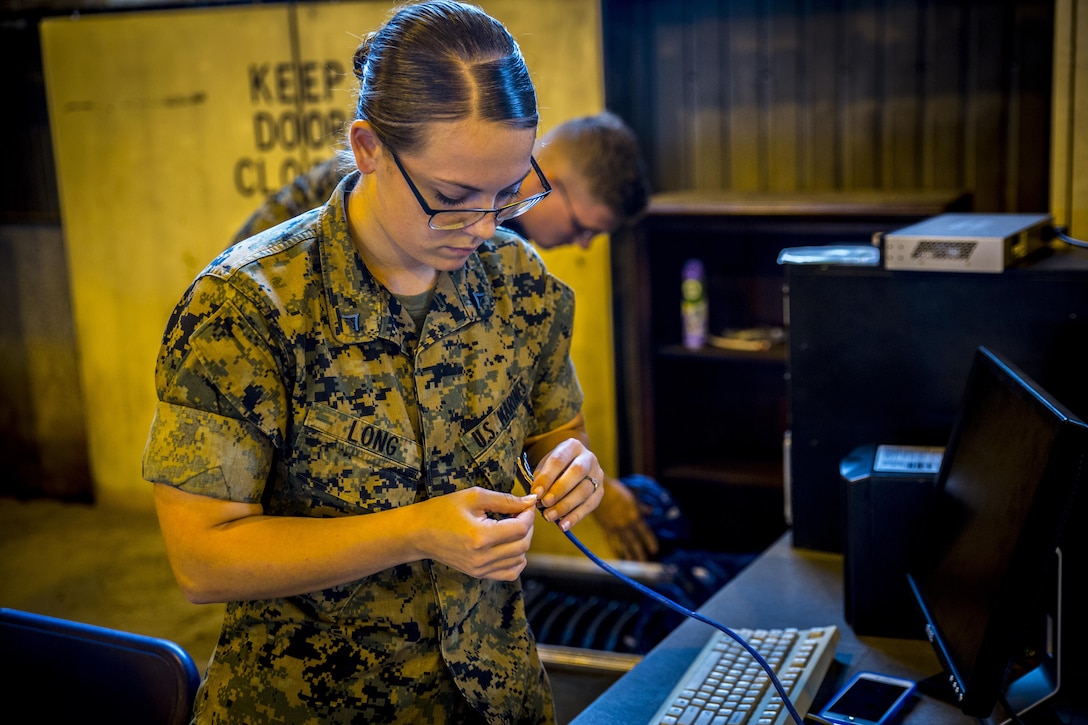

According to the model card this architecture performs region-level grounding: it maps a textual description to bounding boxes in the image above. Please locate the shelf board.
[646,190,971,218]
[657,344,787,364]
[662,461,784,489]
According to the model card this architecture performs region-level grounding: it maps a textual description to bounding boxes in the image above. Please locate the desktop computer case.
[785,252,1088,674]
[784,253,1088,554]
[839,444,937,639]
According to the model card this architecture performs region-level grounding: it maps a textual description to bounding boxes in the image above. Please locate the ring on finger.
[585,475,599,492]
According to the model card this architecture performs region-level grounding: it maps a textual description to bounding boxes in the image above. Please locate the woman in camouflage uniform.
[143,2,603,722]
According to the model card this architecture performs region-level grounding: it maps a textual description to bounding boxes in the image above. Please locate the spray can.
[681,258,708,349]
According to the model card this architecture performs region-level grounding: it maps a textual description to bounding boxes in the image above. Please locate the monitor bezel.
[905,345,1087,720]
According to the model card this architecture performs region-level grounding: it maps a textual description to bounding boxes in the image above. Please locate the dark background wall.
[3,0,1057,224]
[602,0,1053,212]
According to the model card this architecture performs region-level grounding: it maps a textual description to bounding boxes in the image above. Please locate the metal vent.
[911,240,977,260]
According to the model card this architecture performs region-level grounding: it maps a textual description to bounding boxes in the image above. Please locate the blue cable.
[559,526,806,725]
[517,453,806,725]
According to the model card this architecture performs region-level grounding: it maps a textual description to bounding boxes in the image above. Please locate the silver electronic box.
[882,213,1051,273]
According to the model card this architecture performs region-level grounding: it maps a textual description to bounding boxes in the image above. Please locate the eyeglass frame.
[389,149,552,231]
[551,177,609,240]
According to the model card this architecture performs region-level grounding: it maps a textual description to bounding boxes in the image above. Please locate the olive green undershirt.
[394,289,434,331]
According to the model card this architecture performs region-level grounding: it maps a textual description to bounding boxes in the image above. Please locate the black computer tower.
[840,444,938,639]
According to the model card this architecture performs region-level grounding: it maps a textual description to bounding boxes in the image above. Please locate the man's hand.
[593,477,659,561]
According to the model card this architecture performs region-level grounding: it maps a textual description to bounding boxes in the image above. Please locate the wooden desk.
[570,532,977,724]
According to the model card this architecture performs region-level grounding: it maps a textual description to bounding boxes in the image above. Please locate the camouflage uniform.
[231,156,348,245]
[144,172,582,724]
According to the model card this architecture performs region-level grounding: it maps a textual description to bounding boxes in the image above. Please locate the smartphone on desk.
[816,671,917,725]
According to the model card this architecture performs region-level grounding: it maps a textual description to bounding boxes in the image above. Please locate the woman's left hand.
[527,437,604,531]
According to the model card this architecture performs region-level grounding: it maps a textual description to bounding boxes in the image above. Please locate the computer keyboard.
[649,625,840,725]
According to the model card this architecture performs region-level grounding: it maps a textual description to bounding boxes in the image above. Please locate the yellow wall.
[1052,0,1088,236]
[40,0,616,512]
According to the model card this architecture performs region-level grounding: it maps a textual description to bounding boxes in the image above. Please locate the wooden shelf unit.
[609,190,970,552]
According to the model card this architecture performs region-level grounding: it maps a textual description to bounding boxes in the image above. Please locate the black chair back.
[0,607,200,724]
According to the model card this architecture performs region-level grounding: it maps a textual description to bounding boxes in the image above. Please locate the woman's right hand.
[413,487,539,581]
[153,483,540,605]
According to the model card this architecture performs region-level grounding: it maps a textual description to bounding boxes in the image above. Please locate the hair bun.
[352,35,374,80]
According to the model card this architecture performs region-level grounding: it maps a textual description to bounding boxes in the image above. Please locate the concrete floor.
[0,496,625,723]
[0,497,224,670]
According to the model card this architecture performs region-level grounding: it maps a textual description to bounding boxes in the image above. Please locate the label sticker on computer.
[873,445,944,474]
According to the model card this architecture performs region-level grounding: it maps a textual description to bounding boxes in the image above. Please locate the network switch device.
[882,213,1051,273]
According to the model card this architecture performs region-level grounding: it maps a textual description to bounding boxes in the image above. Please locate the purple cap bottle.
[681,259,707,349]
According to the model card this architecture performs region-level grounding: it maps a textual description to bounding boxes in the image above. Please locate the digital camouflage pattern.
[143,172,582,723]
[231,156,348,245]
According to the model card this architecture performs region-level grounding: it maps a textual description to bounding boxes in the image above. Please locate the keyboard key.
[650,626,839,725]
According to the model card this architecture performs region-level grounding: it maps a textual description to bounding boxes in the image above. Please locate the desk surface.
[570,532,978,724]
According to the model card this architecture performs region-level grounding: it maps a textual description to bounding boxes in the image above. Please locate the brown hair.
[546,111,651,225]
[352,1,538,154]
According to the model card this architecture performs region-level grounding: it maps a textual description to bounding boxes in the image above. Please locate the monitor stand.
[988,547,1062,725]
[916,548,1062,725]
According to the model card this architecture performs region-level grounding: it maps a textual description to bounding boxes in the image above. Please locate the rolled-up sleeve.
[143,401,273,501]
[143,274,288,503]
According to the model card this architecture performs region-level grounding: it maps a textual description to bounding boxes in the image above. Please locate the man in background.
[234,111,649,252]
[231,111,670,562]
[499,110,649,251]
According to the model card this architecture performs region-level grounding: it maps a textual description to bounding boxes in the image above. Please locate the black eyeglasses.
[551,177,607,240]
[389,150,551,231]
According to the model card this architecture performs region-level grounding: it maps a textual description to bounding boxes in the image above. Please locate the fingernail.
[559,520,571,532]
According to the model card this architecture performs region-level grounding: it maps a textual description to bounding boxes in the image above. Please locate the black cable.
[995,690,1028,725]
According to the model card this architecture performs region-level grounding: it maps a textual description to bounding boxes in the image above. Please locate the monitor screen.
[906,346,1088,719]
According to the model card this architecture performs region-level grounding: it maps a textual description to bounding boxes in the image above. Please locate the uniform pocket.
[284,403,423,516]
[277,405,426,621]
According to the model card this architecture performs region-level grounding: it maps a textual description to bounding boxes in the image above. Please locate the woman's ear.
[349,120,382,174]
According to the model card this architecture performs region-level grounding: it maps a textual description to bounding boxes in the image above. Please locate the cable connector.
[1049,224,1088,249]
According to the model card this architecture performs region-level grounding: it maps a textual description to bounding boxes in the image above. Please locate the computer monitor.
[906,346,1088,722]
